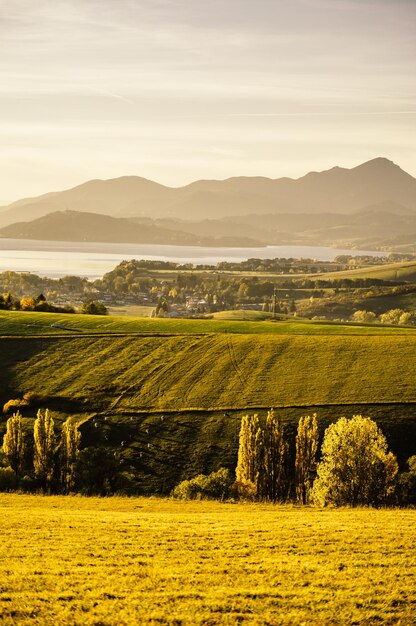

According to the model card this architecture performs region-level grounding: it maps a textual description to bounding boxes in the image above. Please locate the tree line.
[0,292,108,315]
[173,412,415,507]
[1,409,415,505]
[1,410,80,493]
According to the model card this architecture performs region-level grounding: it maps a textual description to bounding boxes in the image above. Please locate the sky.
[0,0,415,203]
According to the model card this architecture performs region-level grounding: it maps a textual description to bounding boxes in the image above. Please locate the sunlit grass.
[1,308,416,336]
[2,333,415,411]
[0,494,415,625]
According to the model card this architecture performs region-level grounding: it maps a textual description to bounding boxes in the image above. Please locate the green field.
[1,309,416,336]
[306,260,416,283]
[0,494,415,625]
[1,309,416,491]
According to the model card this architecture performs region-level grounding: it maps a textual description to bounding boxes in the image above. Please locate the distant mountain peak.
[0,158,415,230]
[354,157,398,170]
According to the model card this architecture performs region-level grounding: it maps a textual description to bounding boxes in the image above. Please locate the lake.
[0,238,386,279]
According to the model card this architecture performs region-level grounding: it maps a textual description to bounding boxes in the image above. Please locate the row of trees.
[352,308,416,325]
[2,410,80,492]
[2,409,415,504]
[235,412,400,506]
[0,292,107,315]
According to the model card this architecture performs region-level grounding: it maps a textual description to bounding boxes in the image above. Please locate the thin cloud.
[226,111,416,117]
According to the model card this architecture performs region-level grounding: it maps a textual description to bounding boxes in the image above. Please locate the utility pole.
[272,286,277,320]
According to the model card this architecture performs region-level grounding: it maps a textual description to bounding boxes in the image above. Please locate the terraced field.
[1,310,415,491]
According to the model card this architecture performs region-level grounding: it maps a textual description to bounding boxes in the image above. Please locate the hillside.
[0,210,260,246]
[158,206,416,249]
[0,311,415,491]
[306,260,416,283]
[1,158,415,228]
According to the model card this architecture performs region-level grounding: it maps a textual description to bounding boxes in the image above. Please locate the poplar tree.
[257,409,287,502]
[236,413,260,498]
[60,417,81,493]
[33,409,56,490]
[295,414,318,504]
[2,411,25,475]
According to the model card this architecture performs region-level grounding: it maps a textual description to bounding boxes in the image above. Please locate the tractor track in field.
[226,334,246,386]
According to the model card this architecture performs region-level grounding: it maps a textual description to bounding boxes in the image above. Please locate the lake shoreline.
[0,238,387,279]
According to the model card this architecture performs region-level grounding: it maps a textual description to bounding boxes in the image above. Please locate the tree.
[79,300,108,315]
[2,411,25,476]
[60,417,81,493]
[20,297,37,311]
[351,310,376,323]
[257,409,287,502]
[379,309,405,325]
[295,414,318,504]
[33,409,56,490]
[235,414,260,498]
[312,415,398,507]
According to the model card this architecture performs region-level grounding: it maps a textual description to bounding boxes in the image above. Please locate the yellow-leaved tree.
[257,409,288,503]
[311,415,398,507]
[2,411,25,476]
[60,417,81,493]
[295,414,318,504]
[235,413,260,499]
[33,409,56,491]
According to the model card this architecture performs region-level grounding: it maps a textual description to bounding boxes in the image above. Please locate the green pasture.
[1,309,415,492]
[309,260,416,283]
[2,333,415,412]
[1,309,415,336]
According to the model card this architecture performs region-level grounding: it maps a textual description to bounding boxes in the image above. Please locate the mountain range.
[1,158,415,250]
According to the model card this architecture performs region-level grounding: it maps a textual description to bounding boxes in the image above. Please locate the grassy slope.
[149,260,416,282]
[1,310,416,490]
[2,329,415,411]
[1,308,416,335]
[1,494,415,626]
[303,260,416,282]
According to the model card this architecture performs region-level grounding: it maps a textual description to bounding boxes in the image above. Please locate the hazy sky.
[0,0,415,203]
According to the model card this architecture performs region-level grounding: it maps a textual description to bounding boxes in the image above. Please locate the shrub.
[396,456,416,506]
[2,398,27,414]
[172,468,232,500]
[79,300,108,315]
[0,467,18,491]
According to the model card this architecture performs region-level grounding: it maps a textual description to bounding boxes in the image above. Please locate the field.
[1,309,416,491]
[0,494,415,625]
[3,308,416,335]
[302,260,416,283]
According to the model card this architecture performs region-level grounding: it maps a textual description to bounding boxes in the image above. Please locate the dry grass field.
[0,494,415,625]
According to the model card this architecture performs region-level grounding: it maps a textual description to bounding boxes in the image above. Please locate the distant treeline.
[0,292,107,315]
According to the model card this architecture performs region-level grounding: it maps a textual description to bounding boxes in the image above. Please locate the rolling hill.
[0,311,415,492]
[2,201,416,250]
[1,158,415,228]
[0,210,260,246]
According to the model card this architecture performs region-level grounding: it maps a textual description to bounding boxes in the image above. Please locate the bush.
[19,475,37,493]
[172,468,232,500]
[3,398,28,414]
[0,467,18,491]
[396,456,416,506]
[79,300,108,315]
